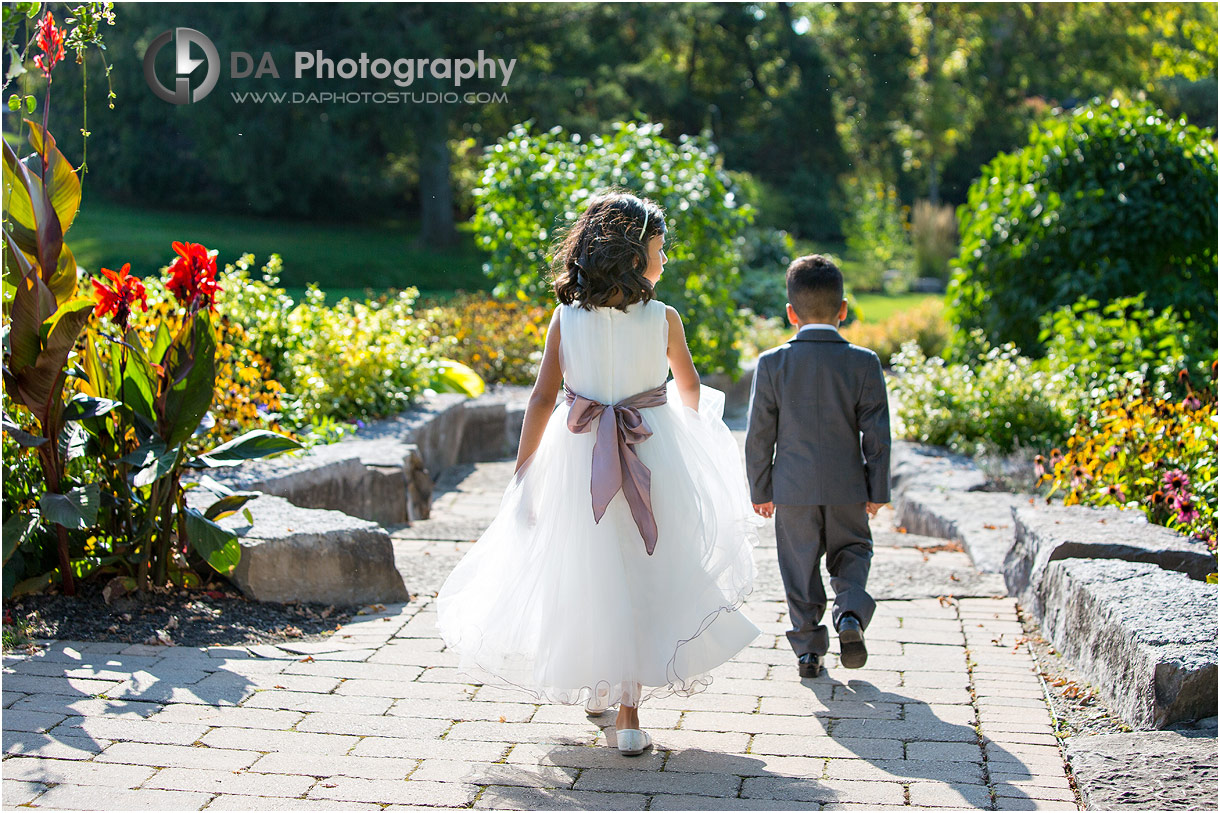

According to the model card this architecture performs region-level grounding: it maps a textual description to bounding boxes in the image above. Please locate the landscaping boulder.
[1066,723,1218,808]
[890,441,988,495]
[1005,503,1214,614]
[192,492,410,606]
[895,489,1029,573]
[1036,558,1217,729]
[206,443,418,526]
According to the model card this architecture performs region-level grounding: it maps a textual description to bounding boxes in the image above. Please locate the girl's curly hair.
[551,190,666,311]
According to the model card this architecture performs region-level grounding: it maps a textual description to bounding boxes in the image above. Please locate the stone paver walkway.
[3,427,1079,811]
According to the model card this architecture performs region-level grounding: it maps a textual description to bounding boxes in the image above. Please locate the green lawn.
[853,292,940,323]
[66,198,492,300]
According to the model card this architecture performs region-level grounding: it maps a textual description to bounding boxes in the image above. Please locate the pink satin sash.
[564,381,668,555]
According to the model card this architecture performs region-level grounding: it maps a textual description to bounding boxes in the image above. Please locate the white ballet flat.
[616,728,651,756]
[585,700,609,716]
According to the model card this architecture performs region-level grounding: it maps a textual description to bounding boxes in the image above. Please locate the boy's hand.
[752,502,774,519]
[866,502,887,518]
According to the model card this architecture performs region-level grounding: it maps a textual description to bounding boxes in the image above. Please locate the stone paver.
[2,430,1079,810]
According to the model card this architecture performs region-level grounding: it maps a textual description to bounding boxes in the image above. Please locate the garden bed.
[4,580,356,651]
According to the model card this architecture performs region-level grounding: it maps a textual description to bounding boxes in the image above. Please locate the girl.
[435,190,761,756]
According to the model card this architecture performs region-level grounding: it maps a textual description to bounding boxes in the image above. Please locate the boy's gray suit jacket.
[744,330,891,506]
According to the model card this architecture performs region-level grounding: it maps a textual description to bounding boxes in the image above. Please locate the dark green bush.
[1036,294,1218,413]
[947,99,1218,358]
[471,121,753,376]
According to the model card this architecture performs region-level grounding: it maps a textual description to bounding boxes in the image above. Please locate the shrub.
[218,254,457,425]
[472,120,752,376]
[948,98,1218,357]
[1039,389,1217,550]
[909,200,957,282]
[841,168,910,292]
[841,299,948,365]
[1036,294,1218,415]
[277,287,446,423]
[889,334,1071,455]
[425,293,551,386]
[735,313,796,363]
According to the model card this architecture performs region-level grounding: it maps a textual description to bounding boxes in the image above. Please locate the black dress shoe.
[797,652,823,678]
[837,614,868,669]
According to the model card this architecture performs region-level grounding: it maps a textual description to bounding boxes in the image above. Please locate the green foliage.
[947,98,1218,357]
[1036,294,1217,413]
[472,120,753,375]
[909,200,958,281]
[732,226,797,320]
[278,286,443,423]
[890,333,1071,455]
[840,169,911,292]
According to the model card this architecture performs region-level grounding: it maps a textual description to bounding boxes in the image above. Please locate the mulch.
[3,579,358,651]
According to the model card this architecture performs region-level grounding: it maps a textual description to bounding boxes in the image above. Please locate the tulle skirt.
[434,381,762,708]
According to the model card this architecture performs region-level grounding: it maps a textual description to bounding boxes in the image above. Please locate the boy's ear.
[786,302,799,326]
[838,299,849,321]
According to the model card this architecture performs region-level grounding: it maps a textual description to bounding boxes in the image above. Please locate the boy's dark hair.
[551,189,666,311]
[786,254,844,322]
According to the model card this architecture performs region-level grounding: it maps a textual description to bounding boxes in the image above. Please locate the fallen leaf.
[299,655,315,663]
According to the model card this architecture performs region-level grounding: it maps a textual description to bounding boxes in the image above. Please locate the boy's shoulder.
[758,335,881,367]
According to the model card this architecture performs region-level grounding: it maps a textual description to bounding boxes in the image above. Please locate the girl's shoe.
[585,699,609,716]
[615,728,652,756]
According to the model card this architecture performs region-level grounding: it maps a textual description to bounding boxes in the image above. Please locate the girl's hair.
[551,190,666,311]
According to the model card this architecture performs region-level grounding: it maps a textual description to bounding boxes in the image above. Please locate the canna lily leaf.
[431,358,486,397]
[204,492,258,522]
[184,508,242,574]
[62,393,121,421]
[193,429,303,468]
[161,310,216,448]
[39,483,100,531]
[3,510,41,565]
[26,120,83,238]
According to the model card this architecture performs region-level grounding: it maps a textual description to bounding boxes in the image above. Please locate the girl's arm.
[665,305,700,411]
[515,307,564,474]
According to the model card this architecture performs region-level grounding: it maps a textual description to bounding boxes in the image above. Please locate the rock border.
[892,440,1217,732]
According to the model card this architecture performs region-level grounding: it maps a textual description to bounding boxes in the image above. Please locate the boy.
[744,254,892,678]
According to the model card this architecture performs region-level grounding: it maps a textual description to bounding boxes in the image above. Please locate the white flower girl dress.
[435,298,761,708]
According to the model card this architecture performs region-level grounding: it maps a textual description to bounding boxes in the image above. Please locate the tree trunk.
[417,98,457,249]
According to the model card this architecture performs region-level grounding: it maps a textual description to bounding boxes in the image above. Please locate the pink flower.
[1163,469,1190,497]
[1173,495,1200,525]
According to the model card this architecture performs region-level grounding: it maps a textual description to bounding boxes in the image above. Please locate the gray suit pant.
[774,503,876,658]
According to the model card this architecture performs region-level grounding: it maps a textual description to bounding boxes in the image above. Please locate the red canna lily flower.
[33,12,65,79]
[166,241,221,313]
[91,263,148,332]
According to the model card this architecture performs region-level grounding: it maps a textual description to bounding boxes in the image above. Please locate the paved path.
[3,428,1079,811]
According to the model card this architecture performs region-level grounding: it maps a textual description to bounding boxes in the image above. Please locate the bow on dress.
[564,382,668,555]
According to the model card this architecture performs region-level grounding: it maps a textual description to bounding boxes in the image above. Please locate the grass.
[66,197,493,300]
[853,292,941,323]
